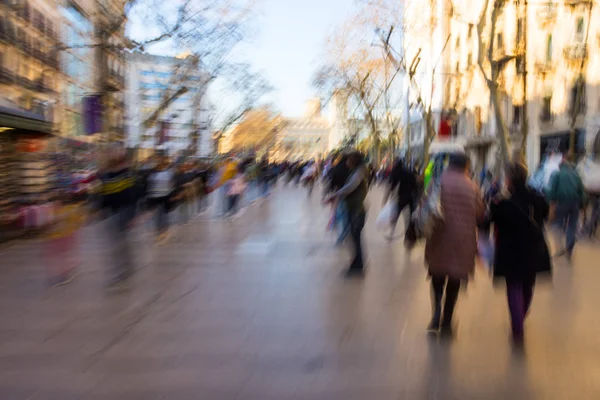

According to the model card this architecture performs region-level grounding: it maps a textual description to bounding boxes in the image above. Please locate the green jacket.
[547,163,585,206]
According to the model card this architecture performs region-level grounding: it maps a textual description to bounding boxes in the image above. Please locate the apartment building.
[0,0,61,130]
[125,52,212,157]
[440,0,599,169]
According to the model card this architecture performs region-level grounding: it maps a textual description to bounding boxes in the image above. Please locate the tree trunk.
[489,84,511,168]
[423,107,435,170]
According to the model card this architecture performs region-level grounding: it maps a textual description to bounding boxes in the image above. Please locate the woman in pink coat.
[425,153,484,336]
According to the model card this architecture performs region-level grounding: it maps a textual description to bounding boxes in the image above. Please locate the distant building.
[125,52,212,158]
[271,99,330,161]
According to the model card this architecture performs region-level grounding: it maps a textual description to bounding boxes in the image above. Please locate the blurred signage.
[83,95,102,135]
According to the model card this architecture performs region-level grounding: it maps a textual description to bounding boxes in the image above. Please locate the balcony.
[0,67,15,84]
[565,0,593,7]
[536,2,557,25]
[564,43,587,61]
[16,75,34,90]
[535,60,554,74]
[46,27,57,41]
[35,80,55,94]
[106,69,125,91]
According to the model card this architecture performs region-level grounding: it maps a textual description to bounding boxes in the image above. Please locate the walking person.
[548,154,585,261]
[97,146,139,288]
[147,156,175,241]
[226,165,247,217]
[489,163,551,343]
[383,158,418,240]
[425,153,484,336]
[327,154,351,245]
[326,152,369,278]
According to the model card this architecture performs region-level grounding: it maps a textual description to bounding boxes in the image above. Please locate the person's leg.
[566,202,580,257]
[336,202,350,244]
[523,276,536,317]
[347,211,366,273]
[429,275,446,331]
[441,278,460,334]
[506,280,525,337]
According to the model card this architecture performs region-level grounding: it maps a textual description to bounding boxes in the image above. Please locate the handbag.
[413,183,444,239]
[508,200,552,273]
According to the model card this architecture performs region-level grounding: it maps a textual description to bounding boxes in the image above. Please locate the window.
[496,33,504,50]
[512,105,523,126]
[570,79,586,116]
[546,35,553,62]
[541,96,552,122]
[516,18,524,44]
[576,17,585,41]
[468,24,473,39]
[467,53,472,66]
[516,55,525,74]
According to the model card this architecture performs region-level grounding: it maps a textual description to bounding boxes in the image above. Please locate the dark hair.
[506,162,528,191]
[347,151,364,166]
[448,153,469,171]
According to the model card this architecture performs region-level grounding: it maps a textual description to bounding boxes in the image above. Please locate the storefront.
[0,106,55,239]
[539,129,586,162]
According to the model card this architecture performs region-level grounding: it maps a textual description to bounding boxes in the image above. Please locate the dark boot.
[440,278,460,336]
[428,276,445,333]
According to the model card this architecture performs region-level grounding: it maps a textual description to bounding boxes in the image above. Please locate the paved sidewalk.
[1,184,600,399]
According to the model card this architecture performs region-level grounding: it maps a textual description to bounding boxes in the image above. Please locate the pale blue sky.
[233,0,357,117]
[129,0,358,119]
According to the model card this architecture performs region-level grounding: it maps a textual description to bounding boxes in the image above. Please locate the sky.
[236,0,358,117]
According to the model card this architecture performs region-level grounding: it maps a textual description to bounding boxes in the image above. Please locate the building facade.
[0,0,61,127]
[125,52,211,158]
[404,0,600,170]
[270,99,330,161]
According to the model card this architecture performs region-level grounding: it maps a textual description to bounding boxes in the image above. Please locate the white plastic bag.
[413,183,444,239]
[376,201,398,230]
[578,157,600,193]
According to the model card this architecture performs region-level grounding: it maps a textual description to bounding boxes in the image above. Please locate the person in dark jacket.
[326,154,351,245]
[326,152,368,277]
[384,158,418,240]
[98,146,140,288]
[490,162,551,342]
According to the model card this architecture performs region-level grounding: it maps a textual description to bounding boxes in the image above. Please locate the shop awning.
[0,106,53,134]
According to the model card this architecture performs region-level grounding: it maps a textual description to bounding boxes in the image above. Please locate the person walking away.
[226,165,247,217]
[326,152,369,278]
[490,163,551,343]
[384,158,418,240]
[97,146,139,288]
[425,153,484,336]
[547,154,585,261]
[147,156,174,241]
[327,154,351,245]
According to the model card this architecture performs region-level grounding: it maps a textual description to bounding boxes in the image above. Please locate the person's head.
[505,162,528,194]
[346,151,364,170]
[447,153,470,175]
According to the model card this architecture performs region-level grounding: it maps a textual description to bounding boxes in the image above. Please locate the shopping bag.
[413,183,443,239]
[376,201,398,230]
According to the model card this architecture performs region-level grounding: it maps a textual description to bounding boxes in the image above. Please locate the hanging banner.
[83,95,102,135]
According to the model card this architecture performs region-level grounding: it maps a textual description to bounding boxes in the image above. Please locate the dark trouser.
[506,277,536,336]
[348,210,366,271]
[392,196,416,234]
[227,194,240,214]
[108,208,134,283]
[555,201,580,255]
[151,196,170,234]
[430,275,461,328]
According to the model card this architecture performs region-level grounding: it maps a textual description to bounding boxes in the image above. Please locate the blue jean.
[555,202,580,255]
[335,201,350,244]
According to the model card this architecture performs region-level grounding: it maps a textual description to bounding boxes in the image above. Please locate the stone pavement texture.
[1,184,600,399]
